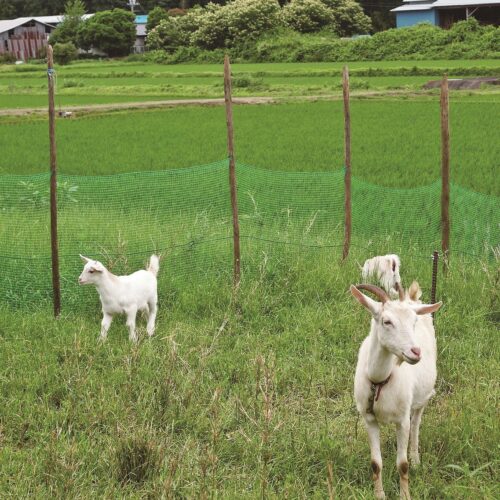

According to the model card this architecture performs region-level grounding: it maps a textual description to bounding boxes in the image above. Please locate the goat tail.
[148,254,160,277]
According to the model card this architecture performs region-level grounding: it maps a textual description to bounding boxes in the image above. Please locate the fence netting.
[0,161,498,310]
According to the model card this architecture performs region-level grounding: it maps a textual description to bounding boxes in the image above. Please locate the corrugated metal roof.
[433,0,500,6]
[33,14,94,24]
[392,3,435,11]
[393,0,500,10]
[0,14,96,34]
[0,17,54,34]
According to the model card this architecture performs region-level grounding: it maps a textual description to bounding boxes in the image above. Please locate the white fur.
[362,254,401,296]
[79,254,159,342]
[351,283,442,499]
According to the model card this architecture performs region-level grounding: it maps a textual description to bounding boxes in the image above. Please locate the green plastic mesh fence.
[0,161,498,310]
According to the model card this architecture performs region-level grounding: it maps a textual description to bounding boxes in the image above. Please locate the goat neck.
[94,269,119,297]
[366,320,396,384]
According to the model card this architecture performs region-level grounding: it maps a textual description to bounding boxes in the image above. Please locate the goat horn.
[355,284,389,303]
[395,282,405,301]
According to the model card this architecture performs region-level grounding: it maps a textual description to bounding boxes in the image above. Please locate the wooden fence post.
[342,66,352,261]
[48,45,61,317]
[440,75,450,269]
[223,55,241,288]
[431,250,439,316]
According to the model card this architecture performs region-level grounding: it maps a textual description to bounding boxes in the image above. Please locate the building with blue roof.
[391,0,500,28]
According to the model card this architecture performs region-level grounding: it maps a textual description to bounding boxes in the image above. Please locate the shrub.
[0,52,16,64]
[192,0,282,50]
[146,16,188,53]
[282,0,335,34]
[53,42,78,65]
[225,0,282,41]
[190,3,231,50]
[144,49,171,63]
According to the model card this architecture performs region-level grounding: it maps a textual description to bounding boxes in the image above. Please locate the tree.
[283,0,335,34]
[77,8,136,56]
[357,0,399,32]
[321,0,372,36]
[146,6,169,32]
[49,0,86,46]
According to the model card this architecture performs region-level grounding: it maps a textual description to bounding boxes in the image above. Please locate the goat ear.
[413,301,442,315]
[80,254,91,263]
[350,285,381,317]
[408,281,422,301]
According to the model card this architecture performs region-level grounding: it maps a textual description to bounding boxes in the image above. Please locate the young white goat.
[79,254,159,342]
[362,254,401,296]
[351,282,441,500]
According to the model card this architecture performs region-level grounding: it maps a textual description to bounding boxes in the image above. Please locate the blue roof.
[135,15,148,24]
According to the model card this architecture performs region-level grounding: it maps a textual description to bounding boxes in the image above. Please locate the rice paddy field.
[0,58,499,108]
[0,59,499,498]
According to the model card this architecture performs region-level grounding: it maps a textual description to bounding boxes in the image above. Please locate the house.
[0,17,55,60]
[391,0,500,28]
[133,15,147,53]
[0,13,147,60]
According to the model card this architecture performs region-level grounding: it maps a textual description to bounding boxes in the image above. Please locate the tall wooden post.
[48,45,61,317]
[342,66,352,261]
[440,75,450,268]
[223,55,241,288]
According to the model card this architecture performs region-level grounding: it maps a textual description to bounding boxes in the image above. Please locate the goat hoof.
[375,491,386,500]
[410,454,420,465]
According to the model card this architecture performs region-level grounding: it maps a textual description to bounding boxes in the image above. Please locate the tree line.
[0,0,399,31]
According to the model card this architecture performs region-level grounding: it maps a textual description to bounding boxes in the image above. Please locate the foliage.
[0,52,16,64]
[322,0,372,36]
[146,6,170,32]
[77,9,136,57]
[49,0,86,46]
[53,42,79,65]
[282,0,334,34]
[146,16,189,53]
[151,0,283,50]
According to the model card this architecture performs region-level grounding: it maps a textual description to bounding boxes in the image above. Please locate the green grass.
[0,100,498,195]
[0,248,498,497]
[0,58,498,497]
[0,58,499,108]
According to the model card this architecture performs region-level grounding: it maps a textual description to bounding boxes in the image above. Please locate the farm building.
[0,14,147,60]
[0,18,54,61]
[134,15,147,54]
[391,0,500,28]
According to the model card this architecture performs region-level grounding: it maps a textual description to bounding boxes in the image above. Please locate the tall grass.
[0,247,498,497]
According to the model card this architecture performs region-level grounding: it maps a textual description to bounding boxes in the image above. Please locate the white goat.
[79,254,159,342]
[362,254,401,296]
[351,282,441,499]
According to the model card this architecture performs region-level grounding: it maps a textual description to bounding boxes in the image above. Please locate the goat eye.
[383,320,392,326]
[89,269,94,274]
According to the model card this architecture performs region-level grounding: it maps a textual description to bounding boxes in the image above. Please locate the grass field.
[0,58,498,498]
[1,58,499,108]
[1,249,498,498]
[1,99,498,195]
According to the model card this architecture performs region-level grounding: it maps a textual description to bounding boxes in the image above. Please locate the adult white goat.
[351,282,442,500]
[79,254,159,342]
[362,254,401,296]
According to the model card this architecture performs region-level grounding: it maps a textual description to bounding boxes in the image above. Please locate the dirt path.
[0,97,278,116]
[0,89,460,117]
